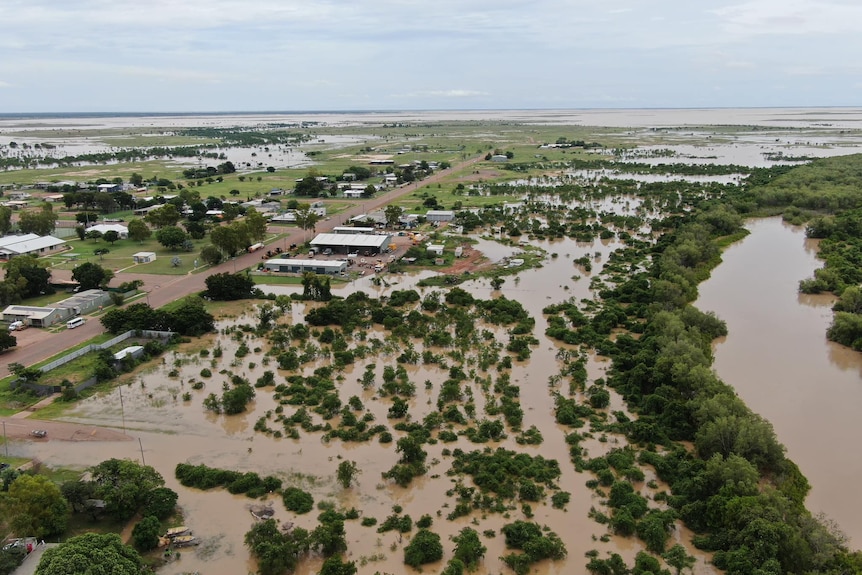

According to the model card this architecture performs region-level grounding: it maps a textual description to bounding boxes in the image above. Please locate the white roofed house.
[0,233,67,260]
[86,224,129,238]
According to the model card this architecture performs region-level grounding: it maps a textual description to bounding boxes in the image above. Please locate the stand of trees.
[100,297,214,336]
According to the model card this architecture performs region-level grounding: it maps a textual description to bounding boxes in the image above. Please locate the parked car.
[30,430,47,438]
[8,321,26,331]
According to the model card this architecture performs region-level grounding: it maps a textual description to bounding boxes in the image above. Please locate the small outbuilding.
[133,252,157,264]
[427,244,445,256]
[114,346,145,365]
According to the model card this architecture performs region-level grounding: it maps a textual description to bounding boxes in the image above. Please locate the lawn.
[43,235,228,276]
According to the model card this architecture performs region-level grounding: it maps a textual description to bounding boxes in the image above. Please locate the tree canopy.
[2,474,70,538]
[89,458,165,521]
[3,255,53,301]
[35,533,142,575]
[205,272,256,301]
[71,262,113,290]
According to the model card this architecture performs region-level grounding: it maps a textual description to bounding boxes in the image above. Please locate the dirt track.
[0,415,131,442]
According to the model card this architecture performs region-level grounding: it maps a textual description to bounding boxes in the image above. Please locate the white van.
[66,317,85,329]
[8,321,26,331]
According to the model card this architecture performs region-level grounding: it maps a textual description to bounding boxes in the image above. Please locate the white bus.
[66,317,85,329]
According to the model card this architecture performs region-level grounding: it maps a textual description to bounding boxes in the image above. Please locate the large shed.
[0,233,67,260]
[1,289,109,328]
[263,259,348,275]
[425,210,456,223]
[309,233,392,255]
[1,305,66,328]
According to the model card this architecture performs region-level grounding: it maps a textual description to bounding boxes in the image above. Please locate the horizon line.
[1,105,860,118]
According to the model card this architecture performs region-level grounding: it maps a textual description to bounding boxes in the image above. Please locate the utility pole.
[138,437,146,466]
[119,387,126,435]
[3,421,7,457]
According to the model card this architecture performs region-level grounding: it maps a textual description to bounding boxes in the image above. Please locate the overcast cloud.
[0,0,859,112]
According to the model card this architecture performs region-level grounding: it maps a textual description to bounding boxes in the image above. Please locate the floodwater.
[697,217,862,548]
[6,228,718,575]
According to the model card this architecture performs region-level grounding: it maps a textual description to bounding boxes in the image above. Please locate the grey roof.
[0,233,40,248]
[0,234,66,255]
[2,305,60,320]
[56,289,107,310]
[265,258,348,269]
[114,346,144,361]
[310,233,391,248]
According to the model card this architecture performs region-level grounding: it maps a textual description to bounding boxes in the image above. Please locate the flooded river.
[697,217,862,548]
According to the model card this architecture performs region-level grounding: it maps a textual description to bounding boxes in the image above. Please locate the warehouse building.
[309,232,392,255]
[263,259,348,275]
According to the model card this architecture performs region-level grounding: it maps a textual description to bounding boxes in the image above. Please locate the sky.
[0,0,860,113]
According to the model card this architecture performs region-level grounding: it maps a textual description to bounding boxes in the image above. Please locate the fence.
[11,330,175,396]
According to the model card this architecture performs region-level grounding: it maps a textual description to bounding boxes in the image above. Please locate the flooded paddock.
[8,225,722,575]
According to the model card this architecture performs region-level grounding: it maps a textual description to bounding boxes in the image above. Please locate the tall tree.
[72,262,114,290]
[335,460,360,489]
[4,255,53,299]
[0,205,12,234]
[18,203,58,236]
[35,533,142,575]
[126,218,151,243]
[89,459,165,521]
[244,207,268,243]
[3,474,71,538]
[210,225,243,257]
[385,204,404,228]
[294,203,320,241]
[0,330,16,352]
[143,204,180,228]
[155,225,189,250]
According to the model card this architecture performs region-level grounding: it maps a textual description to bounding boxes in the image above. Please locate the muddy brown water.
[697,217,862,549]
[8,232,722,575]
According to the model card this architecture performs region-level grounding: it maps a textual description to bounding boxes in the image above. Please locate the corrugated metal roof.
[265,258,347,266]
[0,233,39,248]
[0,235,66,254]
[310,233,391,248]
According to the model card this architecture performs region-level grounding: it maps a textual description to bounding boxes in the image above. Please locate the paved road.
[0,154,485,377]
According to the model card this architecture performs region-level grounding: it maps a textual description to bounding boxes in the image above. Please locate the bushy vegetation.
[175,463,282,498]
[500,521,567,575]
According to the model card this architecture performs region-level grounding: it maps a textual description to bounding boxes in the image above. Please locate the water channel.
[697,217,862,547]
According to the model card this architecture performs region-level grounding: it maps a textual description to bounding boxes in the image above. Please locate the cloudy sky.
[1,0,859,112]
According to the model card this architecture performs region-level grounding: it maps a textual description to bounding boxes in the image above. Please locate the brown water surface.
[697,217,862,548]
